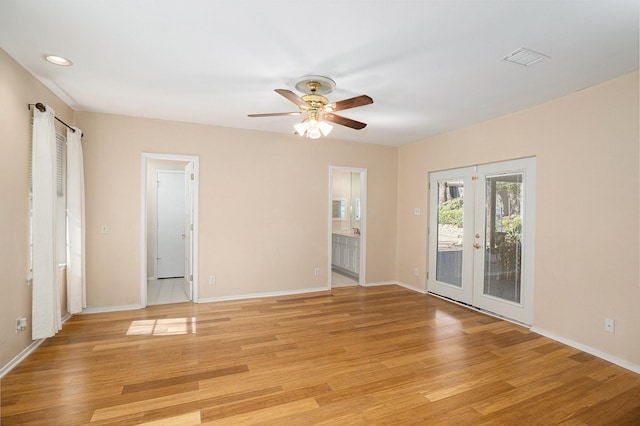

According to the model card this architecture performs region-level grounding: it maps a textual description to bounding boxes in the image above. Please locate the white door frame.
[328,166,367,287]
[184,162,195,300]
[141,153,200,306]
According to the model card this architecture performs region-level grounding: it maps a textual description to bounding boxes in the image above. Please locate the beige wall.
[75,112,398,307]
[0,49,74,368]
[396,71,640,366]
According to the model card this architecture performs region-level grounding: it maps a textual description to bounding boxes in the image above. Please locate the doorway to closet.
[141,153,199,306]
[427,158,536,324]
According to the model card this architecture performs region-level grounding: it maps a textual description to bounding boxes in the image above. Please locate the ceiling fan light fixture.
[319,120,333,136]
[294,121,308,136]
[249,76,372,136]
[294,118,333,139]
[307,120,322,139]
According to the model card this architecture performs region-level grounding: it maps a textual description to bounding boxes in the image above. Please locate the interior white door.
[428,158,535,325]
[183,163,194,300]
[156,170,186,279]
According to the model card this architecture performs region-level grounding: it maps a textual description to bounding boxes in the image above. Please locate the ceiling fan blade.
[248,112,301,117]
[323,113,367,130]
[326,95,373,112]
[275,89,308,109]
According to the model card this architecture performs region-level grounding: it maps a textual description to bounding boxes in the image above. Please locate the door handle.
[473,243,481,249]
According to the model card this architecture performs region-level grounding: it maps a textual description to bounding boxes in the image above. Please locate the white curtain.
[32,105,61,339]
[66,126,86,314]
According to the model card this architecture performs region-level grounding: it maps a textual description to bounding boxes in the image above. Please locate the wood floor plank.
[1,285,639,425]
[138,411,201,426]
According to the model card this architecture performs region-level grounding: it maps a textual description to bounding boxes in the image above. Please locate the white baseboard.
[361,280,397,287]
[197,286,330,304]
[394,280,428,294]
[81,304,143,314]
[530,326,640,375]
[0,338,45,379]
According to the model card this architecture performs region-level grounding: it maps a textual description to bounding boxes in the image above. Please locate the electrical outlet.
[16,317,27,333]
[605,318,615,333]
[313,268,320,276]
[209,275,216,285]
[414,267,420,277]
[414,208,421,215]
[100,224,109,234]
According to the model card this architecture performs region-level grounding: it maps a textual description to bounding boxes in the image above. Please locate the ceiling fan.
[248,75,373,139]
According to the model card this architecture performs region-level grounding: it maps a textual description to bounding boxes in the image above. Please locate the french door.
[428,158,536,324]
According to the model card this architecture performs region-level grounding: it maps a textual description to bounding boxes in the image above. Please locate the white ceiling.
[1,1,638,146]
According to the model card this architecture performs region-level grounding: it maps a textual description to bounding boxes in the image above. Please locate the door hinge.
[190,173,195,180]
[426,272,429,279]
[190,224,193,231]
[189,274,193,282]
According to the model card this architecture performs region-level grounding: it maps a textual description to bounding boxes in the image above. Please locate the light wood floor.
[2,285,639,425]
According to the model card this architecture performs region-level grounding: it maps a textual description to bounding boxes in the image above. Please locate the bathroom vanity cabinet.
[331,233,360,278]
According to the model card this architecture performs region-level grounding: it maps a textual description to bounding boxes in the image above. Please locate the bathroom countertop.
[332,231,360,238]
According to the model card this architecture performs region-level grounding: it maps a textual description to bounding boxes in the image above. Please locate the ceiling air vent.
[502,48,549,66]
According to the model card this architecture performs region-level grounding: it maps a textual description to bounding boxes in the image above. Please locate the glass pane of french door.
[436,179,464,287]
[483,173,523,303]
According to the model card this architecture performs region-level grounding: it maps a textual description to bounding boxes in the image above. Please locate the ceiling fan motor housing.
[302,93,329,112]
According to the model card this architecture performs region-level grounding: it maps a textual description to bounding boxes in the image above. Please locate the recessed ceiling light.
[502,48,549,66]
[44,55,73,66]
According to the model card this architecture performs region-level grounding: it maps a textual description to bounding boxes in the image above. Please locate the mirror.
[332,199,346,220]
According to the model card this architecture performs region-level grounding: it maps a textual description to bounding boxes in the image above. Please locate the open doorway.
[328,167,367,288]
[141,153,199,306]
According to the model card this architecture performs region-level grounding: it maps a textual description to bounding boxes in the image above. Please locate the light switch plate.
[605,318,615,333]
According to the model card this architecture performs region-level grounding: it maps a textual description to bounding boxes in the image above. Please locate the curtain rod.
[28,103,83,137]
